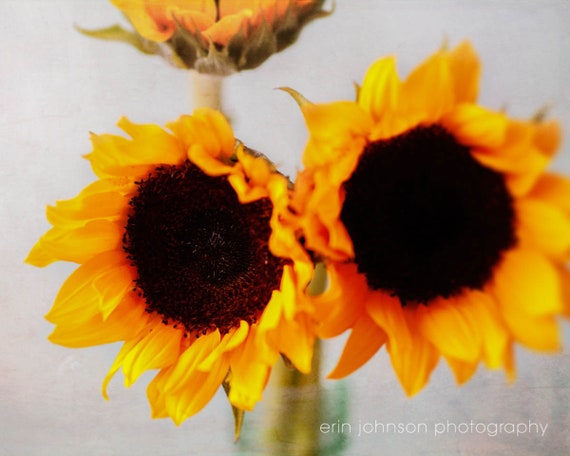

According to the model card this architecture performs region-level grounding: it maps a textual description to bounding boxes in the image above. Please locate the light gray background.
[1,1,569,455]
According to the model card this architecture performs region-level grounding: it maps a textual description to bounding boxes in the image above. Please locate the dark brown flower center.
[123,161,286,334]
[340,124,517,304]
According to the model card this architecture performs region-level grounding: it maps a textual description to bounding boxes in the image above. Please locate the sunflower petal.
[267,313,314,374]
[534,120,562,157]
[48,296,147,348]
[399,49,454,123]
[417,293,482,363]
[198,320,249,371]
[167,109,235,161]
[327,312,386,379]
[493,249,563,316]
[358,56,400,122]
[367,294,439,396]
[102,337,140,399]
[491,249,562,351]
[122,322,183,386]
[516,198,570,257]
[314,263,368,338]
[162,331,221,393]
[166,357,229,425]
[146,369,170,419]
[467,291,510,370]
[441,104,508,150]
[88,118,184,177]
[26,220,123,267]
[228,327,275,411]
[188,144,235,176]
[47,191,130,228]
[448,41,480,103]
[301,102,372,168]
[444,356,479,385]
[528,173,570,214]
[45,251,132,324]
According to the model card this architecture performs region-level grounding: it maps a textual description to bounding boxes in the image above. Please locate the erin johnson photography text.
[319,420,549,438]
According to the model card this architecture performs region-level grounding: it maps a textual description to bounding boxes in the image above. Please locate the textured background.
[1,1,569,455]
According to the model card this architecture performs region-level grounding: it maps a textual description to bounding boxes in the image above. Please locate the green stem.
[261,265,328,454]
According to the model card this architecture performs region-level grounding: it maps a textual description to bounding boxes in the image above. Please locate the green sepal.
[278,87,311,108]
[75,23,160,56]
[222,374,246,442]
[532,105,552,123]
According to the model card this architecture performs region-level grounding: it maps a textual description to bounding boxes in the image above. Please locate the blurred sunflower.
[26,108,315,425]
[289,41,570,396]
[97,0,328,73]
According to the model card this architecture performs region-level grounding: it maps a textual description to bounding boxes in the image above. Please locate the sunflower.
[289,41,570,396]
[104,0,328,73]
[26,108,315,425]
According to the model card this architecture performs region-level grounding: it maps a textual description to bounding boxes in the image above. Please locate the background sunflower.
[4,0,570,454]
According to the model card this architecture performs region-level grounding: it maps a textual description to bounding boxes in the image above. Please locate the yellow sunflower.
[289,41,570,396]
[105,0,328,73]
[26,108,315,425]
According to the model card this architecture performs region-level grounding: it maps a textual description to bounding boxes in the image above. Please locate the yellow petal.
[441,104,508,149]
[87,118,184,178]
[45,251,133,324]
[492,249,563,316]
[102,337,140,399]
[228,361,270,412]
[490,249,562,351]
[472,147,549,197]
[314,263,368,338]
[471,119,552,196]
[146,369,170,419]
[166,358,229,425]
[367,293,439,396]
[468,291,510,370]
[162,331,221,393]
[227,172,268,203]
[417,293,482,363]
[45,177,134,228]
[188,144,234,176]
[122,322,183,386]
[203,12,250,46]
[500,312,560,352]
[516,198,570,257]
[358,56,400,122]
[111,0,176,41]
[46,191,130,228]
[528,173,570,215]
[560,266,570,317]
[533,120,561,157]
[48,296,147,348]
[301,101,372,169]
[444,356,479,385]
[167,109,235,161]
[228,327,274,411]
[327,312,387,379]
[448,41,480,103]
[26,220,123,267]
[198,320,249,371]
[172,2,217,35]
[399,49,454,124]
[267,313,314,374]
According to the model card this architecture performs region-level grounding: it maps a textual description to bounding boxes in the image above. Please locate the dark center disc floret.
[123,160,287,334]
[340,125,517,304]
